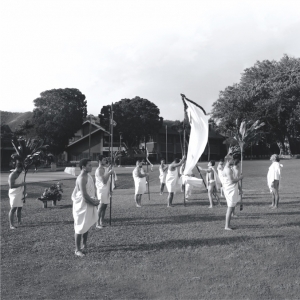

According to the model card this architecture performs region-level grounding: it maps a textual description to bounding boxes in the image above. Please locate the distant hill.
[0,111,33,131]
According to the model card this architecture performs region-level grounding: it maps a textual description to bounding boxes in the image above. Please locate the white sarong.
[222,176,239,208]
[72,174,98,234]
[95,167,112,205]
[8,173,24,208]
[267,162,282,192]
[159,167,167,184]
[133,167,147,195]
[166,168,181,193]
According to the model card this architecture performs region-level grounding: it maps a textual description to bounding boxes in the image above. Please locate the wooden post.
[109,103,113,225]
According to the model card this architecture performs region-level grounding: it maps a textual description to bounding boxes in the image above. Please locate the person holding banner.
[222,159,244,230]
[198,160,221,208]
[72,159,99,257]
[159,159,168,195]
[95,155,114,229]
[217,160,225,197]
[133,160,149,207]
[166,156,186,207]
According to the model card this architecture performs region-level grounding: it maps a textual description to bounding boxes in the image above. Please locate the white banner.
[183,99,210,176]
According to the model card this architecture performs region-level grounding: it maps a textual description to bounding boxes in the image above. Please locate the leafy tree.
[99,97,163,154]
[14,120,36,138]
[212,55,300,155]
[32,88,87,154]
[11,137,53,202]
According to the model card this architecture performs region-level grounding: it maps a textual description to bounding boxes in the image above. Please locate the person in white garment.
[159,159,168,195]
[72,159,100,257]
[198,160,221,208]
[95,155,114,229]
[222,159,243,230]
[8,162,26,229]
[231,158,243,217]
[180,162,196,200]
[165,156,186,207]
[217,159,225,197]
[267,154,282,209]
[133,160,148,207]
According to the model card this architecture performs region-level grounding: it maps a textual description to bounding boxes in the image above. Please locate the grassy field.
[1,160,300,300]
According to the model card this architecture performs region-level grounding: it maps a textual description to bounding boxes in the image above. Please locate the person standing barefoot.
[267,154,282,209]
[159,159,168,195]
[222,159,243,230]
[8,162,26,229]
[72,159,100,257]
[95,155,114,229]
[132,160,148,207]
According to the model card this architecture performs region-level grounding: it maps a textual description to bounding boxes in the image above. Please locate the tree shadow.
[111,213,225,226]
[25,220,73,227]
[90,235,284,253]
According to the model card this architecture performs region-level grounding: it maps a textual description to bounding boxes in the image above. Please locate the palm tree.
[11,137,53,202]
[229,119,265,209]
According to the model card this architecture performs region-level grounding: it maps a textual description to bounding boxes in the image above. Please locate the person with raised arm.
[72,159,100,257]
[165,156,186,207]
[132,160,149,207]
[8,162,26,229]
[95,155,114,229]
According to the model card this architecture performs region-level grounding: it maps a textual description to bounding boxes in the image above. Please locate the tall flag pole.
[109,102,113,226]
[181,94,187,206]
[145,138,151,200]
[166,125,168,164]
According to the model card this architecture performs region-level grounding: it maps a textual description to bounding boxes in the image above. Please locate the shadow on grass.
[111,213,226,226]
[92,235,284,253]
[25,220,73,227]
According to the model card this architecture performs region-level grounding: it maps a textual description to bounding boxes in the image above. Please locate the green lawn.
[1,160,300,300]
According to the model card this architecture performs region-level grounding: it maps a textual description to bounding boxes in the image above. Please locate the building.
[65,119,121,161]
[145,123,227,163]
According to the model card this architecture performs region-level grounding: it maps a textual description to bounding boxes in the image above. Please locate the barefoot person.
[267,154,282,209]
[8,162,26,229]
[222,159,244,230]
[133,160,148,207]
[95,155,114,229]
[72,159,100,257]
[159,159,168,195]
[217,159,225,197]
[198,160,221,208]
[165,156,186,207]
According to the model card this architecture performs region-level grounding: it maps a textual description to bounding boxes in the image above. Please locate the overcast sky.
[1,0,300,121]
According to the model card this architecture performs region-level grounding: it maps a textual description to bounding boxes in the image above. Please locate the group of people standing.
[7,153,282,257]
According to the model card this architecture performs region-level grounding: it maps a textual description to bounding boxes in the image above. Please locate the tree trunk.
[276,141,285,155]
[284,137,292,155]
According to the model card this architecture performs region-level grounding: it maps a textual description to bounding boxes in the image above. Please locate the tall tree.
[212,55,300,155]
[32,88,87,154]
[99,97,163,153]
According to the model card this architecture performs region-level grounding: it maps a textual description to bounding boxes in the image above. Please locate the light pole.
[119,132,123,167]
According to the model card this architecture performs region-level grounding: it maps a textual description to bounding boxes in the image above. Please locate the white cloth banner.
[183,99,210,176]
[64,167,76,176]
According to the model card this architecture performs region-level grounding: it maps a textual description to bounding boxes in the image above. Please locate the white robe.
[72,174,98,234]
[95,167,111,205]
[267,162,282,192]
[133,167,147,195]
[8,172,24,207]
[222,169,239,208]
[166,167,181,193]
[159,166,167,184]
